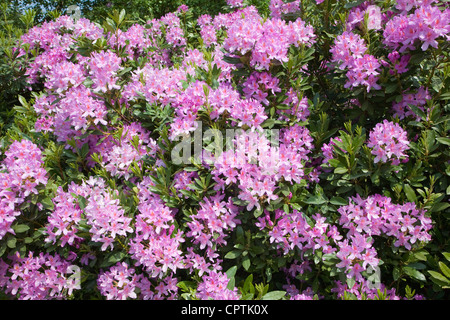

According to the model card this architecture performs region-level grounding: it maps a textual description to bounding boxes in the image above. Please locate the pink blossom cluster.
[129,207,185,279]
[321,137,344,164]
[223,12,315,70]
[265,210,336,255]
[124,65,186,107]
[21,16,102,84]
[395,0,438,13]
[159,12,186,47]
[197,15,218,48]
[261,194,432,282]
[170,80,268,139]
[284,284,316,300]
[108,24,153,57]
[367,120,410,164]
[128,177,185,279]
[277,88,310,122]
[338,194,432,250]
[0,140,48,240]
[183,194,241,281]
[392,87,430,120]
[87,50,122,93]
[186,193,240,251]
[196,270,240,300]
[44,60,85,94]
[242,71,281,106]
[269,0,301,19]
[0,252,79,300]
[97,262,179,300]
[34,86,107,142]
[45,186,83,247]
[387,51,410,75]
[383,5,450,52]
[45,177,133,251]
[334,233,379,281]
[347,4,383,31]
[213,126,313,211]
[91,122,158,180]
[226,0,244,8]
[330,31,381,92]
[172,170,198,198]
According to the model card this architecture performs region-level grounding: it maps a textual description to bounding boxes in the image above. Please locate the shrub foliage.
[0,0,449,300]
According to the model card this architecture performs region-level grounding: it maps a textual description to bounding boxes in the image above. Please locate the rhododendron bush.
[0,0,449,300]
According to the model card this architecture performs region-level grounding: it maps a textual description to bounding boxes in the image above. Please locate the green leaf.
[225,250,241,259]
[242,255,251,271]
[329,196,348,206]
[414,250,429,261]
[443,252,450,262]
[100,251,126,267]
[242,274,254,294]
[7,237,16,249]
[225,266,237,280]
[403,266,426,281]
[0,242,6,257]
[432,202,450,212]
[261,290,286,300]
[393,267,401,281]
[18,95,29,108]
[403,184,417,203]
[439,262,450,278]
[436,137,450,146]
[41,197,55,211]
[12,224,30,233]
[77,195,88,210]
[334,167,348,174]
[428,270,450,286]
[304,195,326,205]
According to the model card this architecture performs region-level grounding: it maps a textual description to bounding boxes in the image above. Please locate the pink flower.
[367,120,410,163]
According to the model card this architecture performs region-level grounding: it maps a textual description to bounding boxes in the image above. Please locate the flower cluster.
[195,270,240,300]
[159,12,186,48]
[186,194,240,251]
[91,122,159,180]
[45,177,133,251]
[392,87,430,120]
[387,51,410,75]
[277,88,310,122]
[330,31,381,92]
[223,10,315,70]
[0,140,48,240]
[265,210,336,255]
[87,50,122,93]
[367,120,410,164]
[34,86,107,142]
[197,15,218,48]
[129,205,185,279]
[346,4,383,31]
[338,194,432,250]
[269,0,301,19]
[321,137,344,165]
[0,252,79,300]
[383,5,450,52]
[213,126,313,211]
[97,262,179,300]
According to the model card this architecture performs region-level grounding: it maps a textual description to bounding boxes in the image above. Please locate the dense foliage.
[0,0,449,300]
